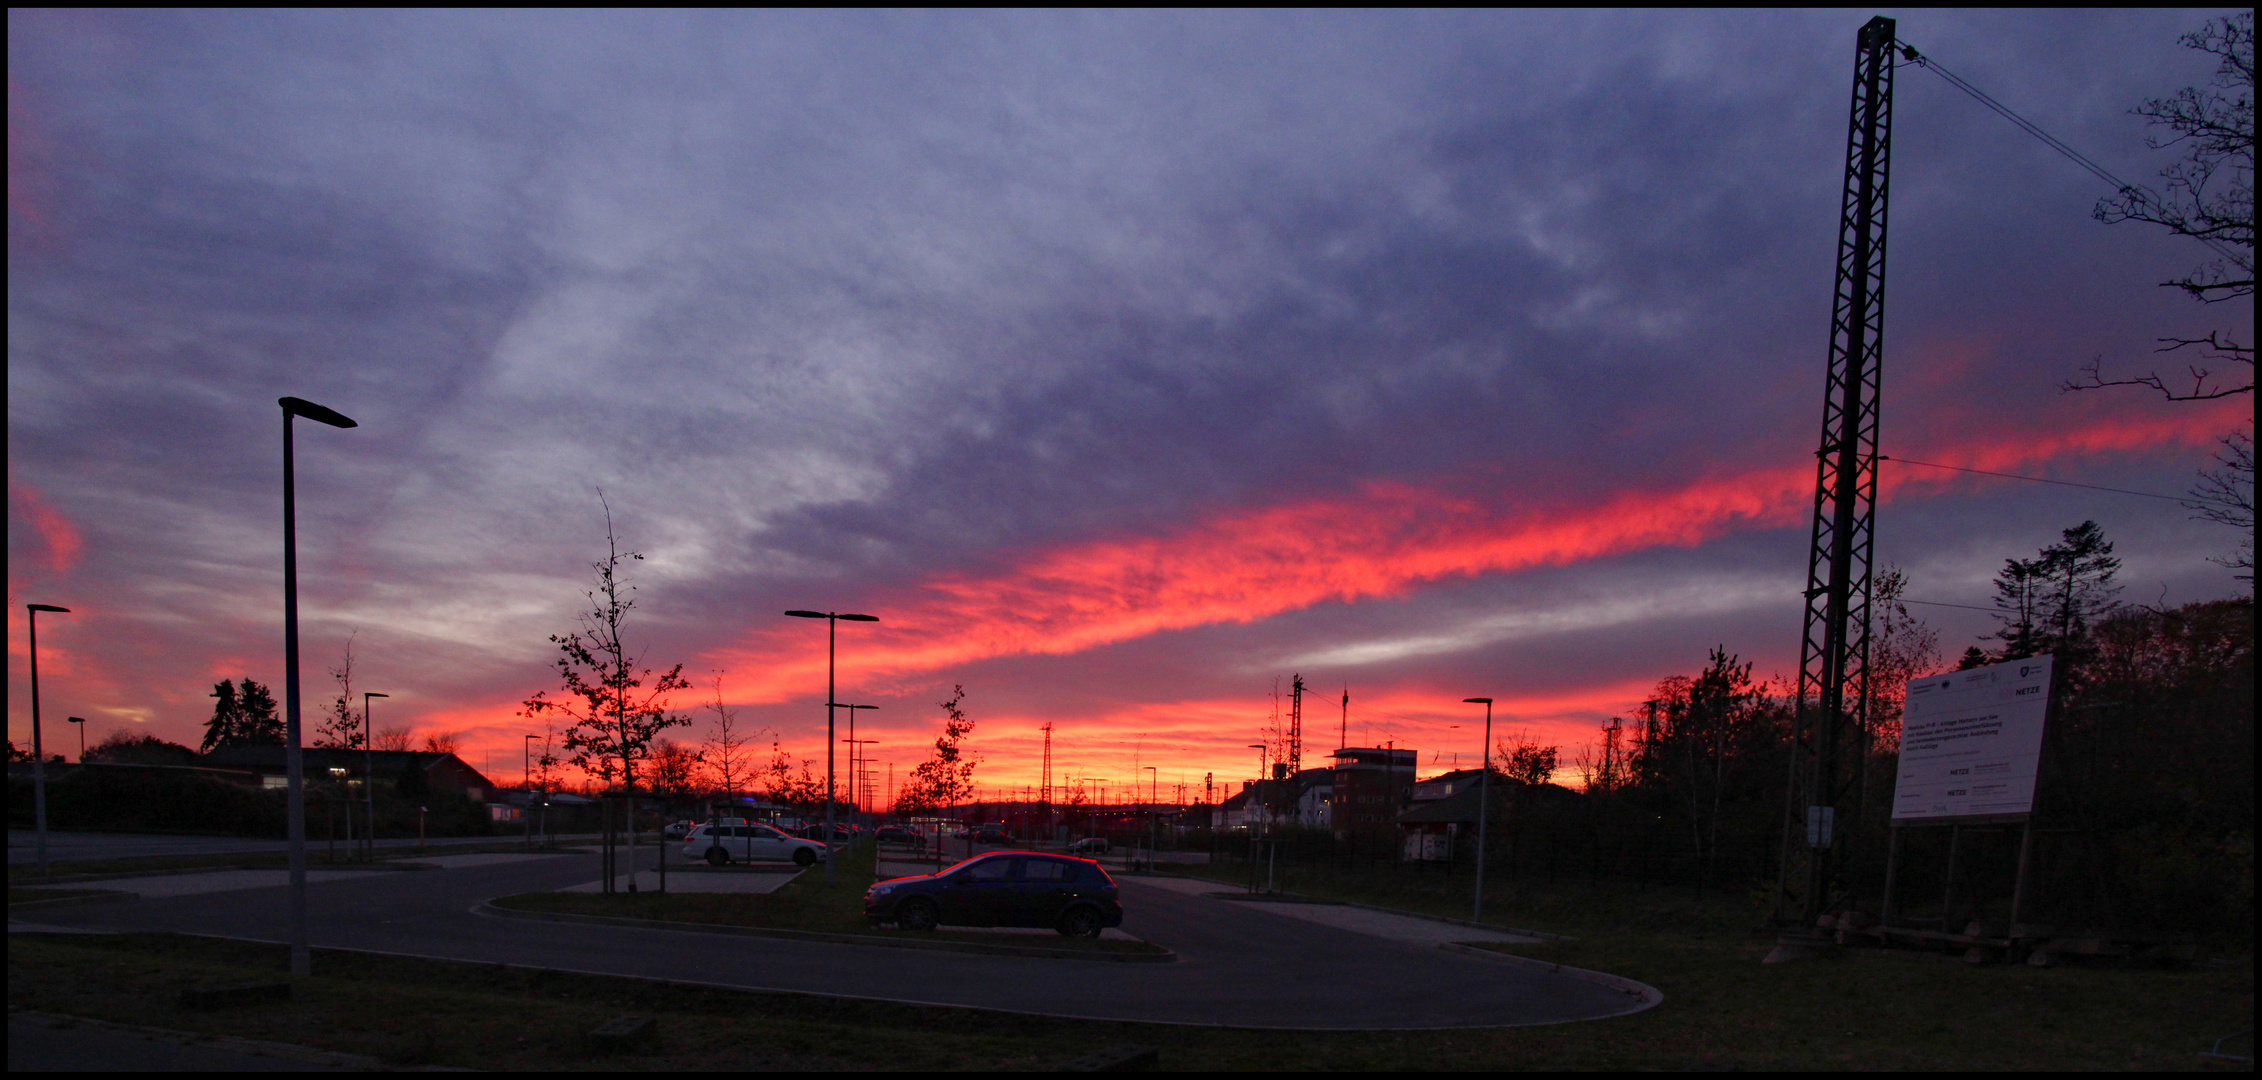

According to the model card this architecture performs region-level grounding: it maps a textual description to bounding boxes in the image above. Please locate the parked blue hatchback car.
[864,852,1122,937]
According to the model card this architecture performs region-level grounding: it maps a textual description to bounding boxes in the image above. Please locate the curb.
[1438,943,1665,1017]
[476,902,1177,964]
[8,890,141,912]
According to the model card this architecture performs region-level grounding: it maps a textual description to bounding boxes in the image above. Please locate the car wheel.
[1057,906,1102,939]
[704,846,729,867]
[793,847,817,867]
[898,897,940,933]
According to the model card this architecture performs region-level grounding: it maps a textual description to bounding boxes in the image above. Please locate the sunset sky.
[9,10,2251,805]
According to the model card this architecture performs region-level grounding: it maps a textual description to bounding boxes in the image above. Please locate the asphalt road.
[7,828,590,865]
[15,850,1647,1030]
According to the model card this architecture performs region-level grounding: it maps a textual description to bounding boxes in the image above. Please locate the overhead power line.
[1893,39,2246,266]
[1882,454,2242,507]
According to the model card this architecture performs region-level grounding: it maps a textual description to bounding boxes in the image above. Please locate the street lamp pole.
[26,604,70,872]
[784,609,877,882]
[1465,697,1494,923]
[362,692,386,862]
[524,734,539,849]
[68,717,87,762]
[1144,765,1158,861]
[837,703,878,825]
[280,395,357,976]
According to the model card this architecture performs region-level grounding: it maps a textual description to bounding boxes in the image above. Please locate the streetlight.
[67,717,87,762]
[25,603,70,872]
[1144,765,1158,862]
[362,692,387,863]
[525,734,540,849]
[279,395,357,976]
[1464,697,1494,923]
[837,703,878,829]
[783,609,876,882]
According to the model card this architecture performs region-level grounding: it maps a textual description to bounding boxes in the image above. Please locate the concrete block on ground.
[587,1015,655,1054]
[1062,1044,1158,1071]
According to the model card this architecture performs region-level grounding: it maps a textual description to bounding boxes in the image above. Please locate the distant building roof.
[197,747,496,791]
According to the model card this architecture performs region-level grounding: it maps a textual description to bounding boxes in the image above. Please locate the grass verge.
[493,843,1163,956]
[9,928,2250,1071]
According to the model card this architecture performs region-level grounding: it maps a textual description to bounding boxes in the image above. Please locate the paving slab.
[35,868,397,899]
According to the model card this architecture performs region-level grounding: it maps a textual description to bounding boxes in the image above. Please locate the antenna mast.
[1777,14,1897,927]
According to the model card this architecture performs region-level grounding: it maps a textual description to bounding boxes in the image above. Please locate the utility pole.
[1040,721,1053,836]
[1287,674,1304,777]
[1339,687,1348,751]
[1777,14,1897,928]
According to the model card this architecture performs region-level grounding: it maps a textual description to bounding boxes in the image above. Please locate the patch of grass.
[9,928,2250,1071]
[496,843,1162,955]
[9,886,131,905]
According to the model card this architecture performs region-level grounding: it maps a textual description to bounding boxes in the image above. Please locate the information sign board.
[1891,655,2052,822]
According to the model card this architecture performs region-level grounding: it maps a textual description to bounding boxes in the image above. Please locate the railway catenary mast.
[1777,15,1901,927]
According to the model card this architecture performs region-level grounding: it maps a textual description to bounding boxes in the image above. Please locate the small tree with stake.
[519,496,689,887]
[896,686,979,848]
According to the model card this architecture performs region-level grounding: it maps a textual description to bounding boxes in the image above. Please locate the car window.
[757,825,788,839]
[962,857,1015,882]
[1022,859,1069,883]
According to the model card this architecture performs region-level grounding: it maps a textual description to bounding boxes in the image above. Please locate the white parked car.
[684,821,828,867]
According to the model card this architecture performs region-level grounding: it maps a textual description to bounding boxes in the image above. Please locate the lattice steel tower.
[1778,15,1898,927]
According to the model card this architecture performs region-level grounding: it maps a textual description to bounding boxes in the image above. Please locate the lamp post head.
[783,610,827,619]
[28,604,69,614]
[365,692,389,699]
[68,716,85,724]
[837,613,878,622]
[1463,697,1492,705]
[279,396,357,428]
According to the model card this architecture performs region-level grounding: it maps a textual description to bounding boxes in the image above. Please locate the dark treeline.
[1228,522,2252,937]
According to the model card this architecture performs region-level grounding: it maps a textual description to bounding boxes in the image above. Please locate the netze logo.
[1947,789,1968,796]
[1949,768,1970,775]
[2016,686,2040,696]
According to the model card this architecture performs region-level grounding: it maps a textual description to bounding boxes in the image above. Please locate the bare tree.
[371,726,415,752]
[419,730,462,755]
[2190,430,2255,583]
[1867,567,1943,749]
[697,674,764,813]
[2070,13,2252,400]
[315,634,364,750]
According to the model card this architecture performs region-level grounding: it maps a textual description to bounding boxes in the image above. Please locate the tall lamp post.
[362,692,386,863]
[1144,765,1158,861]
[25,603,70,872]
[280,395,357,977]
[784,609,877,882]
[1464,697,1494,923]
[68,717,87,762]
[837,703,878,828]
[524,734,539,848]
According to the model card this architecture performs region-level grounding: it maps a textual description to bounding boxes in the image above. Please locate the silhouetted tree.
[896,685,978,816]
[201,680,243,753]
[86,731,197,766]
[2070,13,2251,400]
[315,635,364,751]
[519,496,691,791]
[697,674,763,810]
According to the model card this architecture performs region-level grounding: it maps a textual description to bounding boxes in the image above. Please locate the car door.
[940,855,1019,926]
[1009,856,1075,927]
[749,824,789,861]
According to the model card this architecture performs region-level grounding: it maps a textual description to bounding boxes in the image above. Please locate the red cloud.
[708,404,2238,695]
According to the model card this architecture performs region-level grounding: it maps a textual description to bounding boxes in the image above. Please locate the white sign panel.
[1891,655,2052,822]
